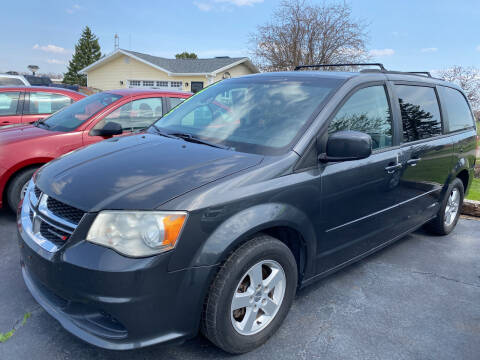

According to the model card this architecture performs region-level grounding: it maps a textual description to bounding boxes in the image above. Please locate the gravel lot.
[1,209,479,360]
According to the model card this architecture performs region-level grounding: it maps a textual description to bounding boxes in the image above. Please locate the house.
[80,49,259,93]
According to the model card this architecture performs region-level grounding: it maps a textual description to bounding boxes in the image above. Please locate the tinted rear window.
[395,85,442,142]
[438,86,475,132]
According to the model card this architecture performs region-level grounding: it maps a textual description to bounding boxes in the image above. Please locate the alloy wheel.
[230,260,286,336]
[444,188,460,226]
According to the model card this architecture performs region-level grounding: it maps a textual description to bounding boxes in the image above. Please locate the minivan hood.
[36,134,263,211]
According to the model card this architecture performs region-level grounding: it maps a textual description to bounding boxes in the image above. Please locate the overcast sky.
[1,0,480,74]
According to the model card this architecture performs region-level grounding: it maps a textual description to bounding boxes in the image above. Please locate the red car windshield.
[40,93,122,132]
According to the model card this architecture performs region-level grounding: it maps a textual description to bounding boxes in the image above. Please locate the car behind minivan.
[18,65,477,354]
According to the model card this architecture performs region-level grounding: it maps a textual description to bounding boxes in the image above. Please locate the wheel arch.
[186,203,317,285]
[455,168,470,193]
[1,159,50,206]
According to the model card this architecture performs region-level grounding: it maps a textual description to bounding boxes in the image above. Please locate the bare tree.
[249,0,369,71]
[437,66,480,111]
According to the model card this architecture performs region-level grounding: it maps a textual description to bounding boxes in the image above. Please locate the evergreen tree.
[63,26,101,86]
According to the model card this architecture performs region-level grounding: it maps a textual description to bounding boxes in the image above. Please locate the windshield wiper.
[150,125,180,139]
[169,132,231,150]
[33,119,50,128]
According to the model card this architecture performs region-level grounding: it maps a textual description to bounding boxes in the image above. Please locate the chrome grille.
[22,184,84,253]
[34,186,42,199]
[46,196,85,225]
[39,221,70,244]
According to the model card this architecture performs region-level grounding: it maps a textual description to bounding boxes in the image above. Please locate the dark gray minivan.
[18,64,477,354]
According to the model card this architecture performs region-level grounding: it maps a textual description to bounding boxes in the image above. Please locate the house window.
[129,80,141,87]
[156,81,168,87]
[170,81,182,88]
[143,80,154,87]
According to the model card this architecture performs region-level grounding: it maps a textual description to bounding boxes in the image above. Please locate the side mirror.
[319,130,372,162]
[90,122,123,137]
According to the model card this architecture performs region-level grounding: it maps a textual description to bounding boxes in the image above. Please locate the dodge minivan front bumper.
[17,185,216,350]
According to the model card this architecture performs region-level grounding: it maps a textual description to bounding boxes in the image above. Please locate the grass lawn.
[466,177,480,201]
[477,122,480,148]
[477,122,480,146]
[465,122,480,200]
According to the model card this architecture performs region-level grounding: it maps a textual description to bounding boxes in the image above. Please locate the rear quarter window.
[395,85,442,142]
[438,86,475,132]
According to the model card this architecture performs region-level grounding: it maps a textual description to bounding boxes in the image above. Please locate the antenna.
[114,33,119,50]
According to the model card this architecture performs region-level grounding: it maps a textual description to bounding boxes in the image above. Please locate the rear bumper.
[18,217,217,350]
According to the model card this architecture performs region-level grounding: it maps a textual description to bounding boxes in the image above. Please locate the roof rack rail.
[360,69,434,78]
[294,63,386,71]
[408,71,432,77]
[295,63,441,80]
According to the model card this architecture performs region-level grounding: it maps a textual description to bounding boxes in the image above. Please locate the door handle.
[385,163,403,174]
[407,158,421,167]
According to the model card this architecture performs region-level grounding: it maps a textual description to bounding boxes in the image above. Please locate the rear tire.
[6,168,37,213]
[201,235,298,354]
[426,178,464,235]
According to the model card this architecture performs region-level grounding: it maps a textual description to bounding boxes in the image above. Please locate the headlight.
[86,211,187,257]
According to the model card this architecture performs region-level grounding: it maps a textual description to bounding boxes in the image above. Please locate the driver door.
[316,83,408,273]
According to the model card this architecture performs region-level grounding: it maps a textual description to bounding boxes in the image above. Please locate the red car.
[0,86,85,126]
[0,89,191,211]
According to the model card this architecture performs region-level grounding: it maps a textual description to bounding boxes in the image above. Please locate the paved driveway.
[1,209,479,360]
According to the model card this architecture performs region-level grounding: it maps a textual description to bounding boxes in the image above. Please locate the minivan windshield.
[40,92,122,132]
[149,76,342,154]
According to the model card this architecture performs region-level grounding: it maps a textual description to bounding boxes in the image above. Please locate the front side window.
[150,77,343,155]
[438,86,475,132]
[328,85,392,150]
[96,97,163,132]
[395,85,442,142]
[41,92,122,132]
[0,92,20,116]
[26,92,72,115]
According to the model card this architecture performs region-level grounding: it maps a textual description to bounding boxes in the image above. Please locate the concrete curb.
[461,199,480,217]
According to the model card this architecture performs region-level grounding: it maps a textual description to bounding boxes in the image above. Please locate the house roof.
[80,49,258,76]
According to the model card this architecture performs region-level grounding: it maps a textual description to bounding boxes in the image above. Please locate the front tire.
[202,235,298,354]
[6,168,37,213]
[426,178,464,235]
